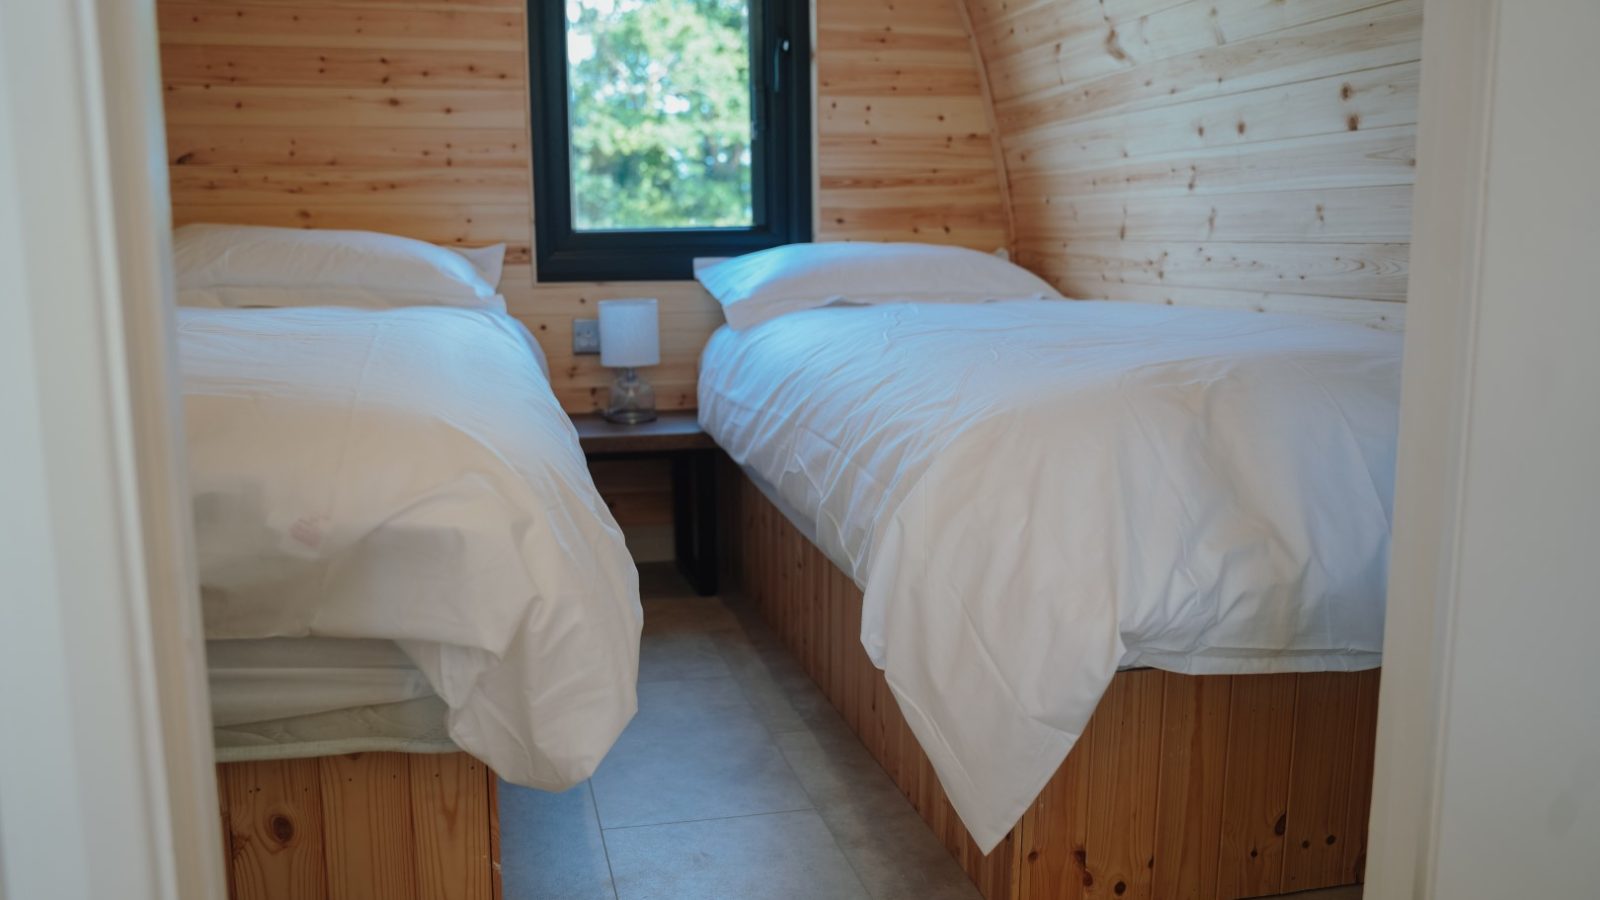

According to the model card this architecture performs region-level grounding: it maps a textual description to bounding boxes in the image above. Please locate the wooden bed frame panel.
[215,751,501,900]
[730,469,1380,900]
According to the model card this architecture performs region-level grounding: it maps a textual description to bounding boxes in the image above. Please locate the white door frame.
[1364,0,1500,895]
[3,0,1589,896]
[0,1,225,898]
[1368,0,1600,896]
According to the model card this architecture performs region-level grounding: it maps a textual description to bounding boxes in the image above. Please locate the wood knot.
[1274,813,1288,836]
[1103,27,1129,62]
[1326,835,1338,845]
[1114,882,1127,895]
[268,814,295,844]
[1027,850,1040,862]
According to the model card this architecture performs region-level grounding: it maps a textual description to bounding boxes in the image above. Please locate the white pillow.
[694,242,1062,329]
[451,242,507,292]
[173,224,505,311]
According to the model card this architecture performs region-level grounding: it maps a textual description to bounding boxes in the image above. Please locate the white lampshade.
[598,298,660,368]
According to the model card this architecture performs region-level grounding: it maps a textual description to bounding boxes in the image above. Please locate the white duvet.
[699,300,1402,852]
[181,306,642,789]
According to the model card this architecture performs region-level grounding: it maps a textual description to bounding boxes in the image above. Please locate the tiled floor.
[498,564,1365,900]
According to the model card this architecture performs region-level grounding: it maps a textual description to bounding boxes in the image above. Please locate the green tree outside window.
[566,0,754,231]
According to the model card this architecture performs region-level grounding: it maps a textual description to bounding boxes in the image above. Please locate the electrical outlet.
[573,318,600,354]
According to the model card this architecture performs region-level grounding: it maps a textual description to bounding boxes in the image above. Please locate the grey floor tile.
[775,727,907,813]
[815,801,981,900]
[779,730,981,900]
[709,629,808,734]
[498,781,617,900]
[636,562,699,601]
[714,611,845,733]
[501,565,1000,900]
[640,594,742,635]
[638,631,732,683]
[589,677,813,829]
[604,810,872,900]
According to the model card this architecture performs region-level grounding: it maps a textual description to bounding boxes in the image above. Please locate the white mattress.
[213,697,456,762]
[698,300,1402,851]
[207,638,433,728]
[182,306,642,789]
[208,637,455,762]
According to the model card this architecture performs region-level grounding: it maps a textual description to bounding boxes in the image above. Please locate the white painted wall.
[1368,1,1600,896]
[0,0,224,897]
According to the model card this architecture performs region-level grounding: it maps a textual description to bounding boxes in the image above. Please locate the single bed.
[176,226,642,899]
[698,287,1400,899]
[209,638,447,757]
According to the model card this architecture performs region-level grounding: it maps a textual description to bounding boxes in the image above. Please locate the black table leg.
[671,449,718,596]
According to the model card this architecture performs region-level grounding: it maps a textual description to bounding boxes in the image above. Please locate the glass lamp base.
[603,407,658,425]
[603,367,657,424]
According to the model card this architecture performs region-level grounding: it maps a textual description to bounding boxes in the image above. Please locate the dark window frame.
[527,0,812,282]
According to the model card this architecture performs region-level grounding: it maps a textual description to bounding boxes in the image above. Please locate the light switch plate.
[573,318,600,354]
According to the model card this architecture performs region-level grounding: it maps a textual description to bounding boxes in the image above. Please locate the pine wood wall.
[156,0,1008,414]
[155,0,1414,556]
[155,0,1006,561]
[961,0,1421,326]
[816,0,1010,250]
[157,0,1417,392]
[215,752,498,900]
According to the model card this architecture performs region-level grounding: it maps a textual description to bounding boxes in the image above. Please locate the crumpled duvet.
[181,305,641,789]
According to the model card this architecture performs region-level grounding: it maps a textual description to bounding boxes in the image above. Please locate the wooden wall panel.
[157,0,1008,565]
[732,469,1380,900]
[220,758,330,900]
[963,0,1420,319]
[1151,674,1231,899]
[1281,672,1363,892]
[155,0,656,414]
[815,0,1011,250]
[1082,669,1164,900]
[158,0,1009,416]
[409,753,497,900]
[1214,674,1298,899]
[318,753,418,899]
[216,752,498,900]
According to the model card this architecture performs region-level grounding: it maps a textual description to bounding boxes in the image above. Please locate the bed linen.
[214,695,455,762]
[207,638,454,763]
[207,637,432,728]
[698,300,1402,851]
[182,306,641,790]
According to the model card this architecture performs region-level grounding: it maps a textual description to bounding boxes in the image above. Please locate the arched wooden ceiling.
[957,0,1421,326]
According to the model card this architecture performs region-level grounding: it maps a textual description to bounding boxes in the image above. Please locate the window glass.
[565,0,754,231]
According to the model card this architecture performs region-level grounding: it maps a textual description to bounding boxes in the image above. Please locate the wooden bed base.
[729,469,1380,900]
[215,752,501,900]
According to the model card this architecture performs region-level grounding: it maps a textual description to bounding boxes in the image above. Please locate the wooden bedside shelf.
[570,411,718,596]
[570,410,715,455]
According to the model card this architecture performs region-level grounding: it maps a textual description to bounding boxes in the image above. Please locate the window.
[529,0,811,281]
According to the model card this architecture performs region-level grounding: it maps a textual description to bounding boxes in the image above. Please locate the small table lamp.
[599,298,660,424]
